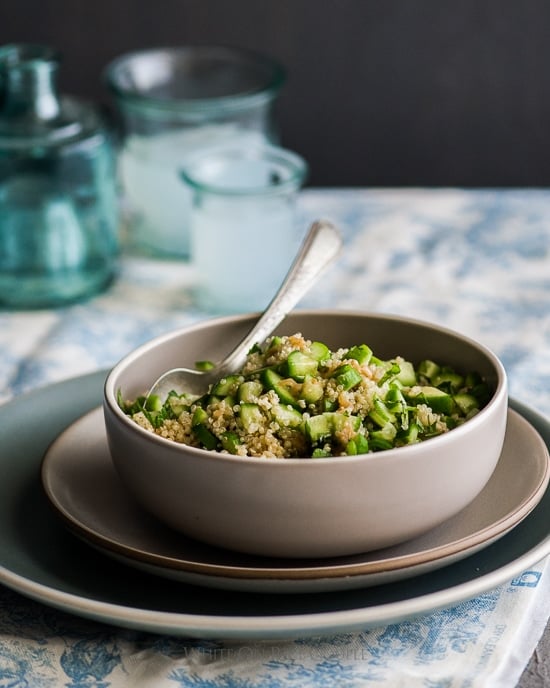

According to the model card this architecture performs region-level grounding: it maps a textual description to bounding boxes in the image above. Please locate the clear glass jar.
[105,46,286,259]
[181,143,308,313]
[0,44,119,309]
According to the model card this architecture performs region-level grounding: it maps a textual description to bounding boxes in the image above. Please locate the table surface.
[2,188,550,687]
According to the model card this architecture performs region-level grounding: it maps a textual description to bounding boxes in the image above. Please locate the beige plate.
[42,407,550,594]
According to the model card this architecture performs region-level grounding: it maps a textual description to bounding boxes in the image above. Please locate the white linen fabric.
[1,188,550,687]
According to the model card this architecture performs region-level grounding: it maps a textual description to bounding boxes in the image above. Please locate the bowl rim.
[104,309,508,467]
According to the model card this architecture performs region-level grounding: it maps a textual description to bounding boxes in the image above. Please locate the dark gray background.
[3,0,550,187]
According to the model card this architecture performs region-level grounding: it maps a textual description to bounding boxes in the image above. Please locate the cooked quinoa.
[119,333,491,459]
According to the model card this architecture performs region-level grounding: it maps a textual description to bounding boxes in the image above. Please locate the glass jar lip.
[0,44,104,148]
[104,45,286,113]
[0,97,105,149]
[180,143,308,197]
[0,43,61,67]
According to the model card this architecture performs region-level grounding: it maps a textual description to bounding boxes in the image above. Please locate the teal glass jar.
[0,44,119,309]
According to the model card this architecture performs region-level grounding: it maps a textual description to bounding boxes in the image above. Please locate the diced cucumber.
[355,433,370,454]
[284,350,318,380]
[239,403,264,432]
[167,400,187,417]
[193,424,218,450]
[346,439,358,455]
[191,406,209,427]
[195,360,215,371]
[385,385,406,412]
[404,386,454,414]
[445,416,459,429]
[270,404,303,428]
[264,336,283,356]
[417,360,440,381]
[395,360,417,386]
[346,433,369,455]
[261,368,300,407]
[221,431,241,454]
[238,380,264,403]
[211,374,243,397]
[332,363,362,390]
[424,388,454,414]
[372,422,397,442]
[346,344,373,365]
[369,438,393,451]
[322,398,338,412]
[369,398,397,427]
[309,341,330,362]
[305,411,360,444]
[397,422,420,445]
[191,405,219,449]
[304,414,333,443]
[432,370,464,393]
[145,394,163,412]
[312,447,332,458]
[197,394,222,408]
[300,375,324,404]
[330,412,362,434]
[369,423,396,450]
[261,367,284,392]
[453,393,479,415]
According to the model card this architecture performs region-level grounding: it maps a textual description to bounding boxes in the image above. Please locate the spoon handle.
[215,220,343,379]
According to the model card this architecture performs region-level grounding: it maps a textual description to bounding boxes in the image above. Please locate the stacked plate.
[2,370,550,639]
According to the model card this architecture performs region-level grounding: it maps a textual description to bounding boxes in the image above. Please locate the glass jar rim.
[0,43,61,68]
[104,45,286,113]
[180,143,308,197]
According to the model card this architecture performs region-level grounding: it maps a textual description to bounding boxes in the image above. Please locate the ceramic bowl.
[103,310,508,558]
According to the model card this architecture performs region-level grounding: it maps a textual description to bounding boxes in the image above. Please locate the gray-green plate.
[2,370,550,640]
[41,408,548,594]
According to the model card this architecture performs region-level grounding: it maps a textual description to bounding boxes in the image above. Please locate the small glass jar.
[0,44,119,309]
[181,143,308,313]
[105,45,286,259]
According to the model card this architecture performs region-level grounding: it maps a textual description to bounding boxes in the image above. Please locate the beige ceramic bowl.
[103,310,508,558]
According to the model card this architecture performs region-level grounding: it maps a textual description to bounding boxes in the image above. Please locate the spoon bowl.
[146,219,342,400]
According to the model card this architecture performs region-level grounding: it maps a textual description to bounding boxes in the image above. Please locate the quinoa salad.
[119,333,492,459]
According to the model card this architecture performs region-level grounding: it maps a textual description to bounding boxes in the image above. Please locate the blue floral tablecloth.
[1,188,550,686]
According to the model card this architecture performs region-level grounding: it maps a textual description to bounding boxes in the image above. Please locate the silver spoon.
[146,219,343,401]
